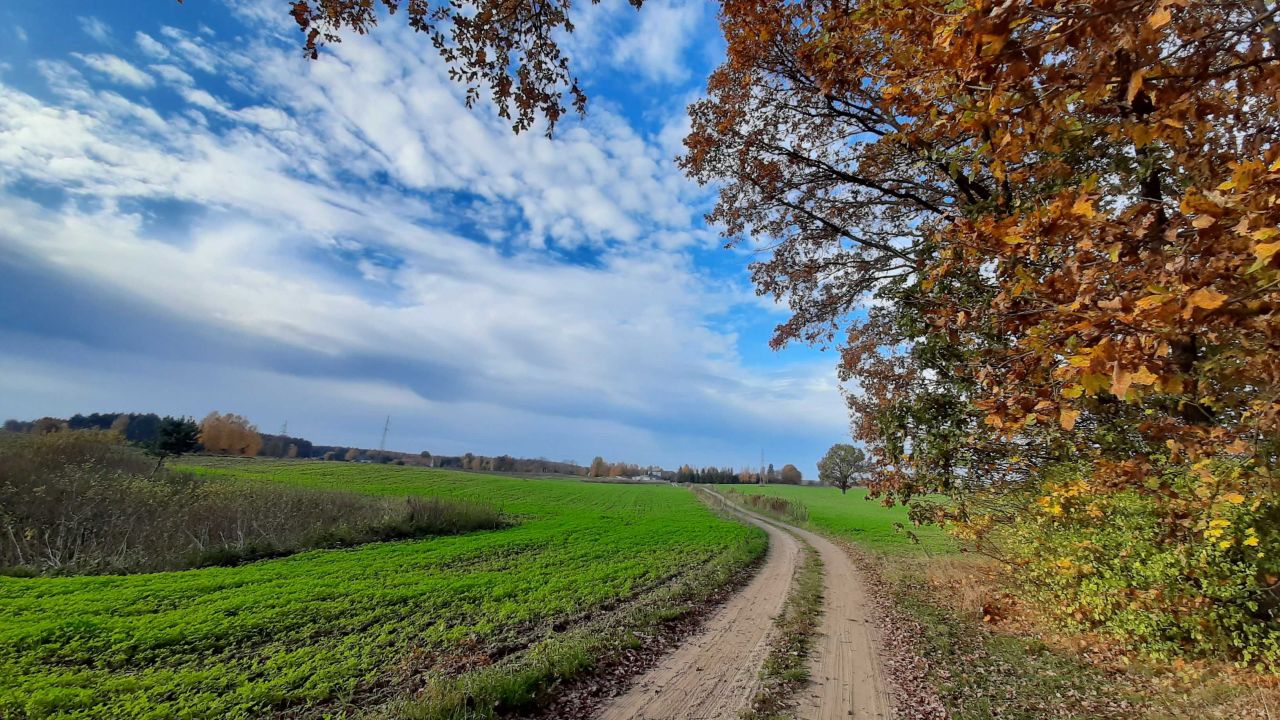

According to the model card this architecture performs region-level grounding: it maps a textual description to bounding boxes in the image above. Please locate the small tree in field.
[143,416,201,477]
[778,464,802,485]
[818,444,867,495]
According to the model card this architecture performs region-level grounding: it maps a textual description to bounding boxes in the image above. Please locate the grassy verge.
[730,483,1280,719]
[388,532,765,719]
[713,484,951,555]
[741,542,824,720]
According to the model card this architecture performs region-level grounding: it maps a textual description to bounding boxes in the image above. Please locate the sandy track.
[784,522,893,720]
[593,507,801,720]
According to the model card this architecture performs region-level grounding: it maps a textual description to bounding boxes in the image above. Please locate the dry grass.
[898,551,1280,720]
[0,430,502,575]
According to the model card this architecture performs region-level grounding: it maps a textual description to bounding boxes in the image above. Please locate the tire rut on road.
[593,505,802,720]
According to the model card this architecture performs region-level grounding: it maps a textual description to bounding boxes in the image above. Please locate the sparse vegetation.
[743,543,824,720]
[722,487,810,525]
[0,431,504,576]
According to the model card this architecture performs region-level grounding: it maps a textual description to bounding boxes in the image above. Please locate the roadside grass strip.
[741,541,825,720]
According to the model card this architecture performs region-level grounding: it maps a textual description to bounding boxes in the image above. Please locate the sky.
[0,0,850,476]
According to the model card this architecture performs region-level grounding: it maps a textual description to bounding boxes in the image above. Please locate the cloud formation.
[0,3,848,473]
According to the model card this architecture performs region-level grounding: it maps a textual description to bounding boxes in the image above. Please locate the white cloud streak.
[0,12,848,470]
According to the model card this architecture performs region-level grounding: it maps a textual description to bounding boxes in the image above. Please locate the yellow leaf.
[1252,227,1280,241]
[1059,407,1080,430]
[1003,234,1024,245]
[1188,287,1228,311]
[1254,241,1280,264]
[1132,366,1159,386]
[1192,214,1217,229]
[1111,367,1133,398]
[1067,354,1093,367]
[1062,384,1084,399]
[1126,69,1145,103]
[1271,157,1280,172]
[1135,294,1169,310]
[1210,518,1231,528]
[1072,197,1096,219]
[1223,492,1246,505]
[1244,536,1260,547]
[1147,6,1172,29]
[1219,539,1234,549]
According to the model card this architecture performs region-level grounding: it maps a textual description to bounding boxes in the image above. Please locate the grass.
[742,542,824,720]
[715,484,953,554]
[729,482,1280,719]
[0,459,765,719]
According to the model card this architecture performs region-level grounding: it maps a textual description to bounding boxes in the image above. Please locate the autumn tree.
[345,448,360,461]
[31,417,66,435]
[778,464,802,485]
[199,412,263,456]
[588,456,607,477]
[681,0,1280,664]
[284,0,646,135]
[817,444,867,494]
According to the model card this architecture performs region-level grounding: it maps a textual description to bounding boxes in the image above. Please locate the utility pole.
[280,420,288,437]
[379,415,390,451]
[760,448,766,485]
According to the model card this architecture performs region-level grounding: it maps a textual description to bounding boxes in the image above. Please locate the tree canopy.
[818,444,867,494]
[284,0,643,135]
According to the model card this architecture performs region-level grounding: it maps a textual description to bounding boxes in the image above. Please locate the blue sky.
[0,0,849,476]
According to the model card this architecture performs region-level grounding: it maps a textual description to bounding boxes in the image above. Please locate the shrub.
[0,431,503,575]
[724,488,809,524]
[979,461,1280,670]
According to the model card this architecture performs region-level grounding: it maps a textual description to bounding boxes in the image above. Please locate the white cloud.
[150,64,194,87]
[135,32,170,59]
[73,53,155,89]
[14,27,27,44]
[0,16,849,470]
[612,0,707,84]
[78,16,111,43]
[158,26,220,73]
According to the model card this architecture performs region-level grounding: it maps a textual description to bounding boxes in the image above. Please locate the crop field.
[1,460,765,719]
[720,484,953,554]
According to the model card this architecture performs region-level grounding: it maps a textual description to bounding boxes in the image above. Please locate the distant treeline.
[674,462,803,484]
[2,412,590,474]
[4,412,803,484]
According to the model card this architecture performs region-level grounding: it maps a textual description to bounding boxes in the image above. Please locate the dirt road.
[592,492,892,720]
[594,506,801,720]
[785,522,892,720]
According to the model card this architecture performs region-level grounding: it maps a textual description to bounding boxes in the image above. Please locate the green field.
[0,461,765,719]
[719,484,954,554]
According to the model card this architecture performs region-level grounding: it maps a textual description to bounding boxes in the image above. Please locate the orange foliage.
[198,412,262,457]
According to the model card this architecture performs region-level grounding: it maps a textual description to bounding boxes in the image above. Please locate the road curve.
[593,503,802,720]
[719,494,893,720]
